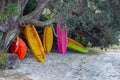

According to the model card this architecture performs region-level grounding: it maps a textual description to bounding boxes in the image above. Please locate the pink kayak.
[56,21,68,54]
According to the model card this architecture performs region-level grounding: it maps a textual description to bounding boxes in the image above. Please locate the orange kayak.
[10,37,27,60]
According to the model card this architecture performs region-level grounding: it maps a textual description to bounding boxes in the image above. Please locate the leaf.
[0,13,7,20]
[6,3,19,16]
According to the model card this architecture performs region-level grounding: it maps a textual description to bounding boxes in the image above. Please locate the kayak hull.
[68,43,89,54]
[56,21,68,54]
[68,37,85,48]
[43,26,53,53]
[23,24,46,62]
[10,37,27,60]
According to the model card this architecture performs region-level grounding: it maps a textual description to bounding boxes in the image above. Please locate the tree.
[0,0,120,52]
[0,0,60,52]
[54,0,120,48]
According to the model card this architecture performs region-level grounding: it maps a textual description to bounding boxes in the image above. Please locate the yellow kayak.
[23,24,46,62]
[43,26,53,53]
[68,37,85,48]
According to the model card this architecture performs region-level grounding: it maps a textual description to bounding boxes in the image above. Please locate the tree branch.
[72,29,101,41]
[21,0,29,12]
[0,0,6,13]
[0,20,9,33]
[0,26,6,33]
[19,0,29,16]
[24,15,59,27]
[23,0,49,20]
[4,27,20,51]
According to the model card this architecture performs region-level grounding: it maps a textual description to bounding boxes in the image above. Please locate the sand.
[0,49,120,80]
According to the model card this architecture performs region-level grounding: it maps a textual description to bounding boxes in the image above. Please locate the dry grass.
[0,54,9,69]
[109,44,120,49]
[87,44,120,53]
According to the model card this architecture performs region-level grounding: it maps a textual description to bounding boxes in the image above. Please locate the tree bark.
[0,0,58,52]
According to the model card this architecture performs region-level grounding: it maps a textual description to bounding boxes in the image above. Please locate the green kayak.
[67,43,89,54]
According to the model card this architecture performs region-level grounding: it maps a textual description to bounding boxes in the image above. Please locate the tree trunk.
[0,17,20,52]
[0,0,58,52]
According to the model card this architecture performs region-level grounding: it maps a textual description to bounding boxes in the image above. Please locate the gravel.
[0,49,120,80]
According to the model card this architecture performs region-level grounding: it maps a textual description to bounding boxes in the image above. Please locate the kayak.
[67,43,89,54]
[23,24,46,62]
[10,36,27,60]
[68,37,85,48]
[56,21,68,54]
[43,26,53,53]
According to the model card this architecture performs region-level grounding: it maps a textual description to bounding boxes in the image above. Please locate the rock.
[0,53,20,70]
[26,48,33,57]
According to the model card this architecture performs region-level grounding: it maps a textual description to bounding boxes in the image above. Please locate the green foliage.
[23,0,37,15]
[42,8,55,19]
[0,49,5,54]
[0,53,9,69]
[23,0,120,47]
[6,3,19,16]
[0,2,19,21]
[0,13,7,20]
[0,32,3,38]
[48,0,120,47]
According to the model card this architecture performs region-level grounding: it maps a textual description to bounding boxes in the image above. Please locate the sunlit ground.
[87,43,120,53]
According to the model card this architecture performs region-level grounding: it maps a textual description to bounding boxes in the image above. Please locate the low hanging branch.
[21,0,29,12]
[32,0,50,19]
[0,0,6,13]
[19,0,29,16]
[22,0,49,20]
[18,0,56,26]
[0,0,59,51]
[23,15,60,27]
[4,27,20,51]
[0,26,6,33]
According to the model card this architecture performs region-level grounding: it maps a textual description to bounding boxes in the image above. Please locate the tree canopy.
[47,0,120,47]
[0,0,120,51]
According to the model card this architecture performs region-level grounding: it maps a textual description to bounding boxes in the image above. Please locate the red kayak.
[10,37,27,60]
[56,21,68,54]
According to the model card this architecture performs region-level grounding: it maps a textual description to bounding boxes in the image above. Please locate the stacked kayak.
[43,26,53,53]
[68,37,85,48]
[56,21,68,54]
[8,20,89,63]
[68,37,89,54]
[23,24,46,62]
[10,36,27,60]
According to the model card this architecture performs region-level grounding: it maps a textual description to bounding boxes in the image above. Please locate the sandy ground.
[0,49,120,80]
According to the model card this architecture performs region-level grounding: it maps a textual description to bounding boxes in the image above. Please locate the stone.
[0,53,20,70]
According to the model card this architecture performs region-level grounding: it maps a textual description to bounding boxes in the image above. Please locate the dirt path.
[0,49,120,80]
